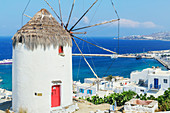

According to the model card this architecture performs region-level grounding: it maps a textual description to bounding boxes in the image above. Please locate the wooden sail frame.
[66,0,76,29]
[69,0,98,31]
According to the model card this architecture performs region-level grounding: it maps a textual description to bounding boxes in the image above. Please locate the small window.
[164,79,168,83]
[87,90,92,95]
[59,46,63,54]
[19,37,22,43]
[79,88,84,93]
[140,90,144,92]
[89,90,92,94]
[102,83,105,85]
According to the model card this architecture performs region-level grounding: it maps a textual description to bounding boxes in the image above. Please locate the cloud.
[83,16,89,24]
[72,17,79,22]
[110,19,158,28]
[69,16,89,26]
[140,21,157,28]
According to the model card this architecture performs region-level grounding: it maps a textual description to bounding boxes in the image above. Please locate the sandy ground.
[0,99,123,113]
[75,102,110,113]
[74,100,122,113]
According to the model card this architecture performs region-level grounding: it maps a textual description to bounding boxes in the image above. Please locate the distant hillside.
[119,32,170,41]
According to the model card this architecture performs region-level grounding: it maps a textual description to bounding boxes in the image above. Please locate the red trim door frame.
[51,85,61,107]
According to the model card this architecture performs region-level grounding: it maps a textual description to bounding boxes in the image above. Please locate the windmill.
[12,0,120,112]
[22,0,120,90]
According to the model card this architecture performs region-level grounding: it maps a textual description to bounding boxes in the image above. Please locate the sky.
[0,0,170,37]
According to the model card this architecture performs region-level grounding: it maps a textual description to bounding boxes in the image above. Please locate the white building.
[12,9,73,113]
[130,67,170,96]
[123,84,148,94]
[84,78,100,84]
[76,83,96,98]
[124,99,158,113]
[130,67,157,85]
[144,53,155,58]
[76,77,131,96]
[148,69,170,90]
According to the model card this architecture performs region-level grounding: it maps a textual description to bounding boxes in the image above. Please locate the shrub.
[85,90,136,106]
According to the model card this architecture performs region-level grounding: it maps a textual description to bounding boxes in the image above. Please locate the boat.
[136,55,142,60]
[0,59,12,64]
[111,54,118,59]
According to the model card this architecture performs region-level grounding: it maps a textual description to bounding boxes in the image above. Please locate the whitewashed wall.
[12,43,72,113]
[76,85,96,98]
[130,68,155,84]
[148,74,170,90]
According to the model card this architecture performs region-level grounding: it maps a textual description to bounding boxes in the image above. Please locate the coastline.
[114,39,170,41]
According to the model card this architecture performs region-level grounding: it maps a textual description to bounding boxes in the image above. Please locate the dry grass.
[12,9,72,51]
[19,107,27,113]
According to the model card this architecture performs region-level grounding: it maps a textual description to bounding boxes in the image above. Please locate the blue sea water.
[0,36,170,91]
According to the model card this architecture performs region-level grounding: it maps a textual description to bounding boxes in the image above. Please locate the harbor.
[72,53,153,59]
[73,51,170,70]
[155,57,170,70]
[1,51,169,71]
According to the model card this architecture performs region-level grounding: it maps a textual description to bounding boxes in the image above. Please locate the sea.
[0,36,170,91]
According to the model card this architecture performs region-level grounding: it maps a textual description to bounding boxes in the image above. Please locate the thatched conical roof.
[12,9,72,50]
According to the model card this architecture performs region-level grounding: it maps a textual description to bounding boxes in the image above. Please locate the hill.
[119,32,170,41]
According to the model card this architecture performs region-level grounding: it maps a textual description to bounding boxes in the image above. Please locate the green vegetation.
[105,75,113,81]
[136,88,170,111]
[84,88,170,111]
[161,54,170,57]
[85,90,136,106]
[157,89,170,111]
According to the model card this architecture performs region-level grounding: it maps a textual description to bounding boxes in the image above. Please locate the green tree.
[106,75,113,81]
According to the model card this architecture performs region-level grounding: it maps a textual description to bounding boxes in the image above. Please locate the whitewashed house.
[130,67,170,96]
[84,78,98,84]
[84,78,113,91]
[130,67,157,85]
[123,84,148,94]
[148,70,170,90]
[76,83,96,98]
[12,9,73,113]
[124,99,158,113]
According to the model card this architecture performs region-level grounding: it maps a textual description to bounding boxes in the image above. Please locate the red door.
[51,85,61,107]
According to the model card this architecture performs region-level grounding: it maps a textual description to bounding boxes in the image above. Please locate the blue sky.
[0,0,170,37]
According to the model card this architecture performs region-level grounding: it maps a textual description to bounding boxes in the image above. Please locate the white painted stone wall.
[130,68,155,84]
[76,85,96,98]
[12,43,72,113]
[84,78,97,84]
[148,74,170,90]
[123,85,147,94]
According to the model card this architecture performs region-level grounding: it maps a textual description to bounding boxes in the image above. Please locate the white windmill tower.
[12,9,73,112]
[12,0,119,113]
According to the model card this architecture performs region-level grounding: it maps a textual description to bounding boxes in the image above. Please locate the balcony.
[150,84,161,90]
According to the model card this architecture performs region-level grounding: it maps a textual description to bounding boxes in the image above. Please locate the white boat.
[0,59,12,64]
[111,54,118,59]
